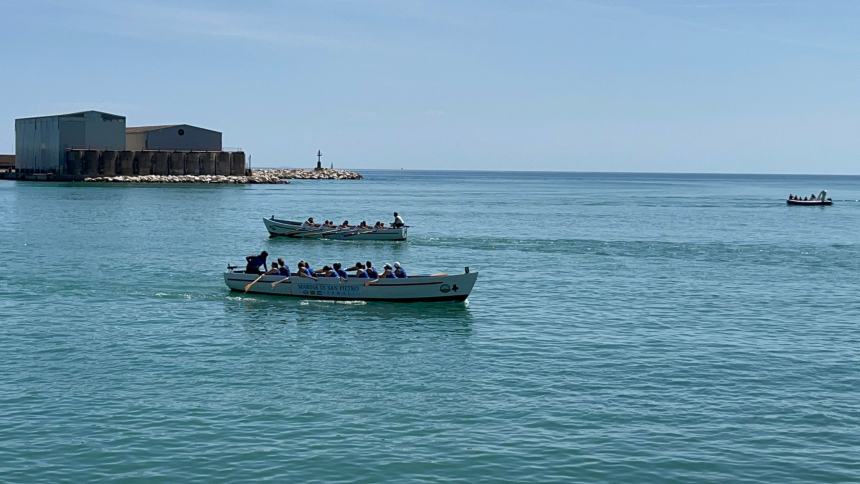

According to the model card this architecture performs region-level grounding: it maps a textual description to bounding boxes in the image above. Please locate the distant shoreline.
[256,167,860,177]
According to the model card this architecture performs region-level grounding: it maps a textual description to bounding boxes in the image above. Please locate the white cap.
[394,261,401,268]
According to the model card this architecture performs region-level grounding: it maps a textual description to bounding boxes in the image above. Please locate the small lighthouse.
[315,150,323,171]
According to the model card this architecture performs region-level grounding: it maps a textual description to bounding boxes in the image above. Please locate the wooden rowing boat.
[786,199,832,206]
[263,217,408,241]
[787,190,832,206]
[225,268,477,302]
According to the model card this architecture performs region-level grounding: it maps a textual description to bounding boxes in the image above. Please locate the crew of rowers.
[301,212,405,230]
[788,193,831,201]
[245,251,407,280]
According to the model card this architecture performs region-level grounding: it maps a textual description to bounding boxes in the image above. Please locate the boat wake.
[299,299,368,306]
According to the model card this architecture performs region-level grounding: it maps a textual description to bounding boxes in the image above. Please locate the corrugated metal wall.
[15,116,60,172]
[15,111,125,173]
[144,125,222,151]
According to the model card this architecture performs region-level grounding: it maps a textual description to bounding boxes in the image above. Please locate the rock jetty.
[255,168,363,180]
[84,174,287,184]
[82,168,362,184]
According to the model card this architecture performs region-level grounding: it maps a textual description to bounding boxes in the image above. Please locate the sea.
[1,170,858,483]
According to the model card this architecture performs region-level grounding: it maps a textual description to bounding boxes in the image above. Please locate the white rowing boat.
[264,217,408,241]
[225,267,477,302]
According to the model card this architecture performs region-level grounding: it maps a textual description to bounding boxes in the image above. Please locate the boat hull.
[225,271,478,302]
[264,218,407,241]
[786,199,832,206]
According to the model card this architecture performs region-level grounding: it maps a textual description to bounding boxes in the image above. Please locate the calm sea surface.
[1,171,859,483]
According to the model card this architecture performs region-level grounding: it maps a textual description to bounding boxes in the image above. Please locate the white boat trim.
[225,269,477,302]
[264,217,408,241]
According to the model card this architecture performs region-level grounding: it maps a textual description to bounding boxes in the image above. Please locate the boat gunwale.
[224,271,477,302]
[264,217,407,240]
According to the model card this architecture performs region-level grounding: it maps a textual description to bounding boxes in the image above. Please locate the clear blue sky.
[1,0,859,173]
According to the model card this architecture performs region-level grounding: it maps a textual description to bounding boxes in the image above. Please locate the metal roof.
[126,124,221,134]
[15,110,125,121]
[126,125,179,134]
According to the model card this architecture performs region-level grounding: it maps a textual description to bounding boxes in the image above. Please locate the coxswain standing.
[392,212,405,228]
[245,251,269,274]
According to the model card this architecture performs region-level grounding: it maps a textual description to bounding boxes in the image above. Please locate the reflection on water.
[225,293,474,336]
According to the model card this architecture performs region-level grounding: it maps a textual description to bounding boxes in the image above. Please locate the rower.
[295,261,314,278]
[333,262,348,279]
[321,265,338,277]
[265,264,281,275]
[277,258,291,277]
[365,261,379,279]
[380,264,397,278]
[393,212,405,228]
[340,220,350,228]
[393,261,406,278]
[359,221,368,229]
[355,263,370,279]
[245,251,268,274]
[302,217,317,228]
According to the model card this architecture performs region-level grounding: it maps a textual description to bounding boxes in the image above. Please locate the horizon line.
[252,166,860,177]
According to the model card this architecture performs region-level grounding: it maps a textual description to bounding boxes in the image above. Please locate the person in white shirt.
[392,212,405,228]
[301,217,318,229]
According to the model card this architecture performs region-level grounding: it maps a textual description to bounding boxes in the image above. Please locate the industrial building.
[126,124,222,151]
[11,110,243,179]
[15,110,125,173]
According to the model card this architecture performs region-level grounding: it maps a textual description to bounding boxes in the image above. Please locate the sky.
[1,0,859,173]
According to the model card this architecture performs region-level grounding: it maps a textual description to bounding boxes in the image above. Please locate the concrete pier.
[185,152,200,175]
[200,152,216,175]
[152,152,169,175]
[216,152,231,175]
[101,150,117,176]
[169,152,185,175]
[56,149,247,181]
[83,150,100,176]
[134,151,153,175]
[231,152,246,175]
[118,151,134,176]
[66,150,82,176]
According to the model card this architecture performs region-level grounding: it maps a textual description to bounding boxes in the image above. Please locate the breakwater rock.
[81,168,362,184]
[83,174,288,184]
[255,168,363,180]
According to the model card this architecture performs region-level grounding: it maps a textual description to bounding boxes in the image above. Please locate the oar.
[288,227,324,238]
[244,273,266,292]
[271,276,290,288]
[267,219,310,237]
[342,227,376,238]
[300,227,344,239]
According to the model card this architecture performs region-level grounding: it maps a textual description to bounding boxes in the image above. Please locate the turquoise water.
[1,171,859,483]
